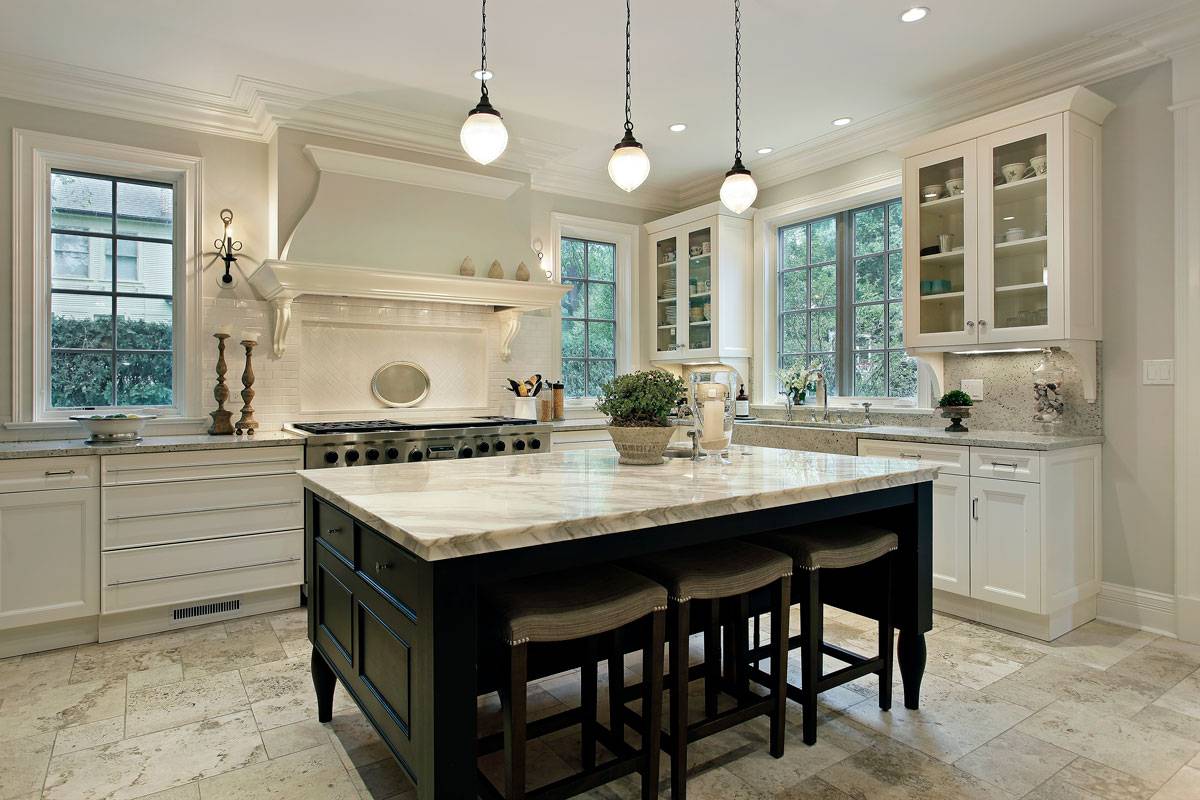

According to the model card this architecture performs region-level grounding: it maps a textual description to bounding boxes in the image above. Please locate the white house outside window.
[560,237,617,398]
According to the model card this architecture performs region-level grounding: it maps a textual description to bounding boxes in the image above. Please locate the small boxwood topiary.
[937,389,974,408]
[595,370,687,427]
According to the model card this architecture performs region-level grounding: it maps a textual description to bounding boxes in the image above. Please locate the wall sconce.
[214,209,242,285]
[532,237,552,280]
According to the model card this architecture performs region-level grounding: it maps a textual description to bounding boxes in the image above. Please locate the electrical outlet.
[1143,359,1175,385]
[961,379,984,397]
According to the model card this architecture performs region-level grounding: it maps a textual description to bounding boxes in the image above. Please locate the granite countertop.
[736,420,1102,451]
[298,446,940,561]
[0,430,303,459]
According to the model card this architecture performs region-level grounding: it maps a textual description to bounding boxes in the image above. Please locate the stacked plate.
[664,304,677,324]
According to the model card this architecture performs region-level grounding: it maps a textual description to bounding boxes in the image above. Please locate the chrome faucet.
[779,391,794,422]
[814,371,830,422]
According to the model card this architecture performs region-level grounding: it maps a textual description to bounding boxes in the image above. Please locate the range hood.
[247,145,567,358]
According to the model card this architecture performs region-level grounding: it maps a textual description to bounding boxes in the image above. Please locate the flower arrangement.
[779,363,823,403]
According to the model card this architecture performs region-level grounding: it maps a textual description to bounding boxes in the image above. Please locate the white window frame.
[751,171,934,411]
[11,129,203,427]
[550,213,638,408]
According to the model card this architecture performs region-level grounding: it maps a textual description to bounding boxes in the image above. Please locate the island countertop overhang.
[298,447,941,562]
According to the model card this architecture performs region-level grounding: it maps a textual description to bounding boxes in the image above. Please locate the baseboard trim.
[1096,582,1177,637]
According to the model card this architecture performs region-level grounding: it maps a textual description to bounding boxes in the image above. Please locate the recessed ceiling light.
[669,123,687,132]
[472,68,494,81]
[900,6,929,23]
[832,117,853,127]
[756,146,774,155]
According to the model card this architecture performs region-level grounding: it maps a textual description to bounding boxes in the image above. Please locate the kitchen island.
[298,446,938,799]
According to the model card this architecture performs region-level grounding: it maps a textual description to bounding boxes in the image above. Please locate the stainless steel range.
[286,417,552,469]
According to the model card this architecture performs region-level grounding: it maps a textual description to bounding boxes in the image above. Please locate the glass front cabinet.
[901,87,1113,351]
[647,205,752,363]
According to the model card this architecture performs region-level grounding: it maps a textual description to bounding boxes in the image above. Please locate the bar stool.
[628,541,792,800]
[754,522,898,745]
[480,565,668,800]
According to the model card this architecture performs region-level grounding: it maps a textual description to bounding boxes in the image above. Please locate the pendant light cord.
[624,0,633,133]
[479,0,489,100]
[733,0,742,160]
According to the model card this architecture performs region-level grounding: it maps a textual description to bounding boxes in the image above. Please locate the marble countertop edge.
[0,430,304,459]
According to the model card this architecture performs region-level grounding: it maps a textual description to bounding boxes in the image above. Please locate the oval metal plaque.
[370,362,430,407]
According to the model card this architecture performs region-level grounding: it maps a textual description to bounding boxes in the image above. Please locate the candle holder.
[235,339,259,435]
[208,333,234,435]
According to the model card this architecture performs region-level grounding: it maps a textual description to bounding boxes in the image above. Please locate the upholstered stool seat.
[756,522,898,571]
[628,541,792,800]
[481,564,668,800]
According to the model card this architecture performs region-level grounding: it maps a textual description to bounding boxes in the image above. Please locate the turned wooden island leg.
[311,649,336,723]
[897,630,927,710]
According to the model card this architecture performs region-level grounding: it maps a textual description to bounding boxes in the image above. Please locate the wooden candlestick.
[208,333,234,435]
[235,339,259,435]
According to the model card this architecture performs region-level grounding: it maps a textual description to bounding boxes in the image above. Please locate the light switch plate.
[961,379,984,397]
[1143,359,1175,385]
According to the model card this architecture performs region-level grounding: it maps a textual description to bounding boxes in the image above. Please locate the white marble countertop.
[737,420,1102,451]
[0,430,303,459]
[298,446,940,561]
[550,418,609,433]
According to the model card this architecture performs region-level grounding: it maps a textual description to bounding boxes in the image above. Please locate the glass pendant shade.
[720,163,757,213]
[460,103,508,165]
[608,134,650,192]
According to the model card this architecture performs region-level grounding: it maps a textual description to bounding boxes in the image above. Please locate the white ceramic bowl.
[70,414,156,443]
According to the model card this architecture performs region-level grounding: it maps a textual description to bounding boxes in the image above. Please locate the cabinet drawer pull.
[107,499,299,522]
[990,461,1019,469]
[106,556,300,587]
[972,497,979,520]
[325,527,344,536]
[44,469,76,476]
[898,452,923,460]
[374,561,393,575]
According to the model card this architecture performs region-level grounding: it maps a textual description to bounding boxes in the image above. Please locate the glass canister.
[691,371,735,461]
[1032,347,1065,435]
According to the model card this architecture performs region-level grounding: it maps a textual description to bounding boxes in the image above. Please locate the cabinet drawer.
[856,439,969,476]
[102,473,301,549]
[359,528,419,615]
[101,446,303,485]
[970,447,1041,483]
[101,529,302,614]
[315,500,355,564]
[0,456,99,492]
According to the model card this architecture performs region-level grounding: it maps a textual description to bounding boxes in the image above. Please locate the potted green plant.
[779,363,821,405]
[596,370,687,465]
[936,389,974,432]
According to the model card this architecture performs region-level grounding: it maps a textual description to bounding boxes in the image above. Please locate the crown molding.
[303,144,523,199]
[529,161,681,214]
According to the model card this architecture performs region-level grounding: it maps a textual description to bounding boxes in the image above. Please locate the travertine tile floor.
[3,606,1200,799]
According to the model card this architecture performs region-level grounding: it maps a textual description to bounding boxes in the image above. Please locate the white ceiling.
[0,0,1189,188]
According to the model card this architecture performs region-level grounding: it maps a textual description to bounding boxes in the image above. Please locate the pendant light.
[719,0,757,213]
[607,0,650,192]
[460,0,508,165]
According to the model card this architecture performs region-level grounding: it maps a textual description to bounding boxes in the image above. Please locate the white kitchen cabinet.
[897,86,1112,353]
[645,203,751,364]
[858,438,1101,639]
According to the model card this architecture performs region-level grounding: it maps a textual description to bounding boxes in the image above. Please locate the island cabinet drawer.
[970,448,1041,483]
[856,439,970,476]
[102,473,302,549]
[358,528,419,614]
[314,500,355,564]
[101,529,302,614]
[101,446,304,485]
[0,456,99,493]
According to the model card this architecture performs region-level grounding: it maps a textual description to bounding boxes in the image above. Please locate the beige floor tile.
[952,728,1075,796]
[984,654,1162,716]
[1152,668,1200,720]
[0,647,77,694]
[126,663,184,692]
[1040,757,1160,800]
[1152,766,1200,800]
[923,633,1026,690]
[349,756,416,800]
[180,632,287,679]
[224,615,278,637]
[679,765,771,799]
[0,731,54,800]
[0,676,126,741]
[1132,703,1200,741]
[260,718,332,760]
[478,739,574,795]
[126,670,250,738]
[267,609,308,642]
[1018,700,1199,785]
[328,708,391,770]
[70,625,226,685]
[1108,639,1200,689]
[721,712,876,796]
[817,738,1011,800]
[280,639,311,660]
[1050,621,1157,670]
[197,744,357,800]
[136,784,200,800]
[843,672,1030,763]
[52,715,125,757]
[42,709,266,800]
[240,656,353,731]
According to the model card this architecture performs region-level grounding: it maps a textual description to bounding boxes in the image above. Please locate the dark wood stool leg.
[670,600,691,800]
[642,610,666,800]
[609,626,625,747]
[732,594,750,699]
[800,569,821,746]
[310,648,336,724]
[878,553,895,712]
[502,642,528,800]
[703,599,720,719]
[769,575,791,758]
[581,636,598,769]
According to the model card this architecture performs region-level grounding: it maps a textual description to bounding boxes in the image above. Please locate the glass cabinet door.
[685,226,714,354]
[977,118,1064,342]
[904,142,978,347]
[653,233,680,355]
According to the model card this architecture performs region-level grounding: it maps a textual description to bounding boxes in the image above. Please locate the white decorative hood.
[247,145,566,358]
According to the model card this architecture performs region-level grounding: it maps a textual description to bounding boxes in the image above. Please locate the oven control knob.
[530,438,542,450]
[494,440,506,452]
[345,450,360,464]
[365,448,380,461]
[407,450,423,463]
[324,451,339,465]
[386,447,400,460]
[514,439,527,451]
[477,441,490,454]
[459,446,474,459]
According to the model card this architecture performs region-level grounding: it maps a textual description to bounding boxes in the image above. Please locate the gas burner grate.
[292,420,411,434]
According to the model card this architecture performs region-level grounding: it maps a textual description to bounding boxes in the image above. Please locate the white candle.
[215,324,233,336]
[699,384,729,452]
[240,330,260,343]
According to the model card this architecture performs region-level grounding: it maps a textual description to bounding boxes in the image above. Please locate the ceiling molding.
[529,162,681,214]
[303,144,523,199]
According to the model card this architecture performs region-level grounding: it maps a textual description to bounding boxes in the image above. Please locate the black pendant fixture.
[460,0,509,165]
[719,0,757,213]
[607,0,650,192]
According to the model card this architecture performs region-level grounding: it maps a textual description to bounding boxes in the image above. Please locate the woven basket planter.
[606,424,674,465]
